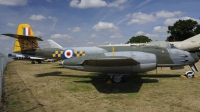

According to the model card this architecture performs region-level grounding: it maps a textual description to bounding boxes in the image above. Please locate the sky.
[0,0,200,54]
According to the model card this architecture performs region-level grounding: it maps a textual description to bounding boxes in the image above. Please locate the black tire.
[112,75,122,83]
[185,71,194,78]
[31,61,35,64]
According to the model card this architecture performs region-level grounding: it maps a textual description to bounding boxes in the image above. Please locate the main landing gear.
[106,74,128,84]
[31,60,42,64]
[31,60,35,64]
[111,75,124,83]
[37,60,42,64]
[184,64,198,78]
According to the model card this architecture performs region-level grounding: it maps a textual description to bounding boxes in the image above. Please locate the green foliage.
[126,35,152,43]
[167,19,200,41]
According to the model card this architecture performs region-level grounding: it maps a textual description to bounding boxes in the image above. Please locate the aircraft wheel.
[112,75,123,83]
[185,71,194,78]
[31,61,35,64]
[37,60,42,64]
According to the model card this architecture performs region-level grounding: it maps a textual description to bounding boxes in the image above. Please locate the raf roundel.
[64,50,73,59]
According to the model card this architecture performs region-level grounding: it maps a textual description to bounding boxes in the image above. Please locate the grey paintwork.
[167,49,197,66]
[104,51,156,64]
[170,34,200,51]
[10,39,199,74]
[60,42,198,74]
[62,51,157,73]
[104,34,200,51]
[67,47,108,54]
[170,41,200,51]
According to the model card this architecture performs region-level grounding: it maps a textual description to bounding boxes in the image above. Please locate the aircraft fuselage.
[21,45,199,74]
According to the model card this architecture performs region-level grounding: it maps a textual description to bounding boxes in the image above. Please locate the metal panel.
[0,52,13,101]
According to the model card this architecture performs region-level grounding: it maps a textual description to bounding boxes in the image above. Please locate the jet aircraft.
[13,54,26,60]
[2,24,199,83]
[137,34,200,51]
[170,34,200,51]
[13,54,46,64]
[118,34,200,51]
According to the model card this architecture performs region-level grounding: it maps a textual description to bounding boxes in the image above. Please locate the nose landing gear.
[184,64,199,78]
[185,71,194,78]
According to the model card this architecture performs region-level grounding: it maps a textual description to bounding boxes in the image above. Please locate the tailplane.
[2,23,43,54]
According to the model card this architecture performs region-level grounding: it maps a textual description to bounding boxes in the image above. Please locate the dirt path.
[2,62,46,112]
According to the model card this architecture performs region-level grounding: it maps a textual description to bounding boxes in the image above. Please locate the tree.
[166,19,200,41]
[126,35,152,43]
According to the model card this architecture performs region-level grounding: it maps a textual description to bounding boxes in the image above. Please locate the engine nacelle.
[131,51,157,72]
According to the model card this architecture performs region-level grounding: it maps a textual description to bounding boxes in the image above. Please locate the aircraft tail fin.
[183,34,200,42]
[47,39,63,49]
[2,23,43,54]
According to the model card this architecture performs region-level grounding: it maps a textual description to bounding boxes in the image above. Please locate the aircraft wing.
[2,34,43,41]
[29,56,46,60]
[82,56,140,66]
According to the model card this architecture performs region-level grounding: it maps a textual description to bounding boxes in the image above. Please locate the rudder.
[17,24,34,36]
[2,23,43,54]
[14,24,38,53]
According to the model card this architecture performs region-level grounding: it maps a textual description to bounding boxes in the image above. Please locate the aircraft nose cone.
[190,53,199,63]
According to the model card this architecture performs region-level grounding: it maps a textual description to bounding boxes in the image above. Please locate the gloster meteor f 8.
[2,24,199,83]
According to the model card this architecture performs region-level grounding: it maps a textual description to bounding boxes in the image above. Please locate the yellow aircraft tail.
[2,23,43,53]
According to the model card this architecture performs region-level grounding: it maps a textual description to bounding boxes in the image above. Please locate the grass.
[1,60,200,112]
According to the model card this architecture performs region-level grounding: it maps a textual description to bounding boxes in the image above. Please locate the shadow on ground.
[35,72,181,93]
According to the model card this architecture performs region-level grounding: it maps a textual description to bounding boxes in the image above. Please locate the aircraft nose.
[190,53,199,63]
